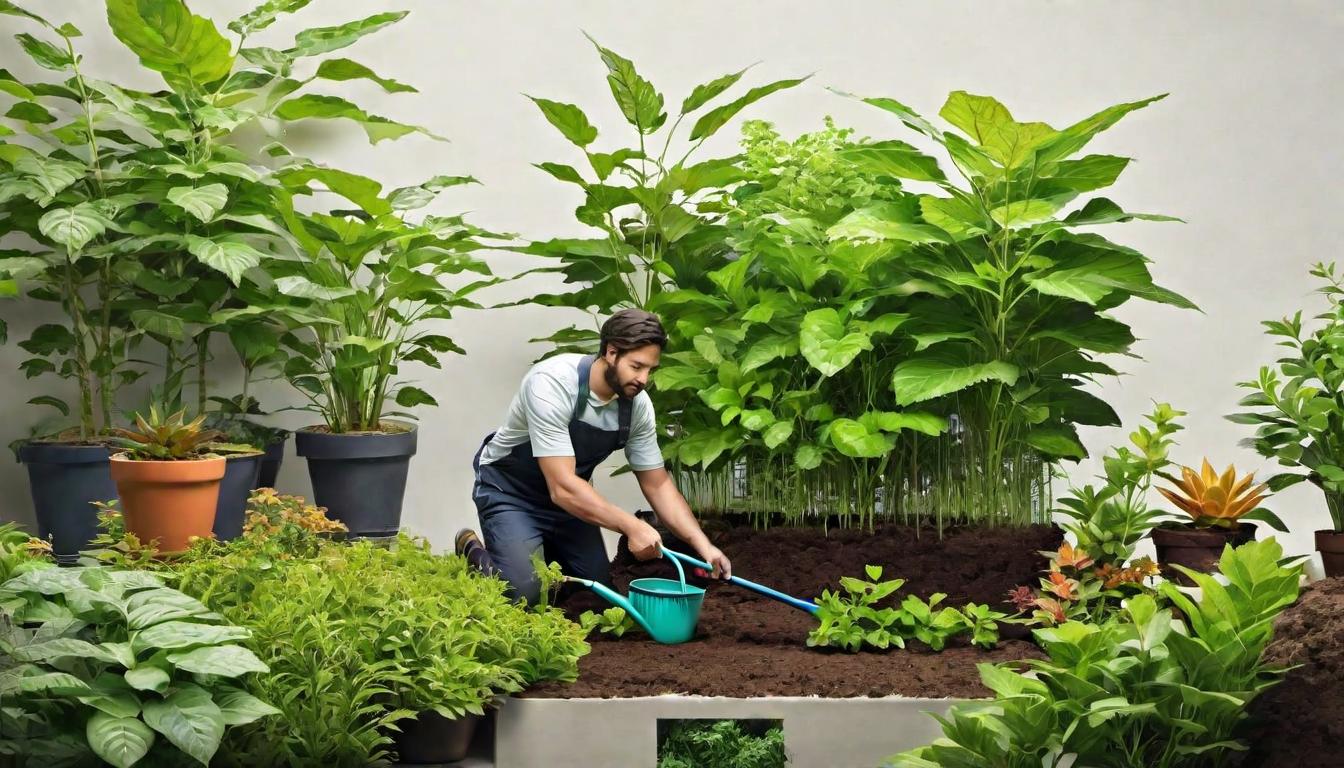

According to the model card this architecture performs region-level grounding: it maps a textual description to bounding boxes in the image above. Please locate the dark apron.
[473,354,631,513]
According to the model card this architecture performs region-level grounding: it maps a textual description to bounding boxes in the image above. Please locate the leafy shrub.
[0,567,277,767]
[807,565,1006,652]
[658,720,787,768]
[890,538,1303,768]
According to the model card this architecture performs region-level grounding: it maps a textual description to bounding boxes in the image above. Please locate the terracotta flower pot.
[1152,523,1256,584]
[109,455,225,553]
[1315,530,1344,578]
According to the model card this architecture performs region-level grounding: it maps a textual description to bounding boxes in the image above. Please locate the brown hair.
[599,309,667,356]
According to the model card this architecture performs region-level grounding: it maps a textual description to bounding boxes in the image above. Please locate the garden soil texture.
[528,521,1060,699]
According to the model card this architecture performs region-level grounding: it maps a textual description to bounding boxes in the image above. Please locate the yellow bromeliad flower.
[1157,459,1268,528]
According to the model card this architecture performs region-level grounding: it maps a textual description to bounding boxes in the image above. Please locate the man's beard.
[604,362,641,400]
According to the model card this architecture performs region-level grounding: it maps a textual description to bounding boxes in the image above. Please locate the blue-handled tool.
[661,547,818,615]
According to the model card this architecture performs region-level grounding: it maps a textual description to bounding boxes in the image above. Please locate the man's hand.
[624,518,663,561]
[696,544,732,580]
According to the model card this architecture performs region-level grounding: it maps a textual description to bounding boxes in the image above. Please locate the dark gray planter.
[294,423,416,538]
[394,710,480,764]
[18,442,117,564]
[214,453,263,542]
[256,436,286,490]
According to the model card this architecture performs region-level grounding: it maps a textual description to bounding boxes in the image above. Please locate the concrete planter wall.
[494,695,964,768]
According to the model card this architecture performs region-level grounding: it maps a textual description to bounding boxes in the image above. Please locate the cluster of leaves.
[0,0,485,443]
[78,491,587,766]
[110,407,223,460]
[0,522,53,583]
[892,538,1303,768]
[0,566,278,767]
[578,606,638,638]
[1156,459,1285,531]
[1008,541,1159,627]
[1232,261,1344,531]
[658,719,787,768]
[518,34,805,356]
[807,565,1006,652]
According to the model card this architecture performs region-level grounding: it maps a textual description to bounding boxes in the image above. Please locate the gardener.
[455,309,732,605]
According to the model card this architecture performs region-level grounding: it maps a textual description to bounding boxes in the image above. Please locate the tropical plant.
[1008,541,1159,627]
[889,538,1303,768]
[1156,459,1284,530]
[658,719,787,768]
[0,566,278,767]
[110,407,223,460]
[807,564,1005,652]
[1231,261,1344,532]
[518,34,805,355]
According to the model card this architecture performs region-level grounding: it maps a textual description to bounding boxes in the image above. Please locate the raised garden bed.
[529,521,1059,699]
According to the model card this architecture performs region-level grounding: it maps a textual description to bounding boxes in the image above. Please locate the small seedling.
[578,607,638,638]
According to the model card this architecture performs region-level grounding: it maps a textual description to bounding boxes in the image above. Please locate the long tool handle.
[661,547,818,615]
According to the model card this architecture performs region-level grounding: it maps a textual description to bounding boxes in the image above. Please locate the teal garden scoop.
[566,547,819,645]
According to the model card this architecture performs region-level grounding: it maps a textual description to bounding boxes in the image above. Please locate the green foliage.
[578,606,638,638]
[807,564,1005,652]
[518,35,804,357]
[890,538,1303,768]
[0,522,54,583]
[1231,261,1344,531]
[110,407,222,460]
[658,720,787,768]
[0,566,277,767]
[530,552,566,611]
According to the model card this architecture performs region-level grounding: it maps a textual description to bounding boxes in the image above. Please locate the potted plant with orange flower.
[1152,459,1287,579]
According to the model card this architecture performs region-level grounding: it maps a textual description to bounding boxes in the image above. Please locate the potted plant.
[1231,262,1344,575]
[1152,458,1286,579]
[274,177,502,538]
[108,408,226,552]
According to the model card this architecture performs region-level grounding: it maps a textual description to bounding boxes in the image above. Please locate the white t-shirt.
[479,353,665,471]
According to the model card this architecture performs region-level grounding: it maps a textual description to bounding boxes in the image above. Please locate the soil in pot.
[110,455,225,553]
[214,453,263,542]
[1151,523,1255,584]
[17,442,117,564]
[295,422,416,538]
[394,710,480,764]
[1315,530,1344,578]
[529,522,1059,699]
[1244,577,1344,768]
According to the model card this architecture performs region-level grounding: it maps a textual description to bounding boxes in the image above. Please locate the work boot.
[455,528,495,576]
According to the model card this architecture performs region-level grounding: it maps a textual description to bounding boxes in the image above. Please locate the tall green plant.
[519,34,805,354]
[1231,261,1344,532]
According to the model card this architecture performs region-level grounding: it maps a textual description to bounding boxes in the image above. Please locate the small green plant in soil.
[579,607,639,638]
[658,719,787,768]
[892,538,1303,768]
[807,565,1005,652]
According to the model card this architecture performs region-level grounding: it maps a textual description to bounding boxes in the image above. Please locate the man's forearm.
[549,475,635,535]
[638,470,711,552]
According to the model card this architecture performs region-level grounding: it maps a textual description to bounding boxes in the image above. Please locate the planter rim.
[294,421,417,460]
[1314,529,1344,552]
[296,419,417,436]
[109,454,226,482]
[1152,522,1255,542]
[17,441,112,465]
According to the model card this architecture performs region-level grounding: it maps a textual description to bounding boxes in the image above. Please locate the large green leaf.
[680,67,749,114]
[106,0,234,89]
[16,32,73,71]
[14,154,88,202]
[185,236,263,286]
[689,76,807,141]
[214,687,281,726]
[38,202,113,253]
[14,637,122,665]
[313,57,415,93]
[130,309,187,340]
[829,418,894,458]
[799,308,871,377]
[939,91,1057,169]
[891,356,1020,406]
[988,196,1071,229]
[87,713,155,768]
[78,687,141,719]
[794,444,824,470]
[1026,426,1087,459]
[828,204,951,244]
[288,10,407,57]
[763,421,794,449]
[274,94,440,144]
[585,34,665,134]
[125,666,171,693]
[166,183,227,223]
[167,645,268,677]
[859,411,949,437]
[741,333,798,373]
[274,275,356,301]
[141,685,225,765]
[1064,197,1182,226]
[133,620,250,652]
[1032,94,1167,164]
[278,166,389,215]
[527,97,597,147]
[125,588,213,629]
[1024,249,1190,308]
[229,0,312,36]
[840,141,946,183]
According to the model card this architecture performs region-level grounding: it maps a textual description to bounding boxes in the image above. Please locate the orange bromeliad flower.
[1045,571,1079,600]
[1157,459,1268,527]
[1053,542,1094,571]
[1033,597,1068,624]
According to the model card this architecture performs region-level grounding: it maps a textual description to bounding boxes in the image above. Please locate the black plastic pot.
[18,442,117,564]
[256,436,286,490]
[214,453,264,542]
[394,711,480,764]
[294,423,416,538]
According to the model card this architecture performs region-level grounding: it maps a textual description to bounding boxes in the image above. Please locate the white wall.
[2,0,1341,563]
